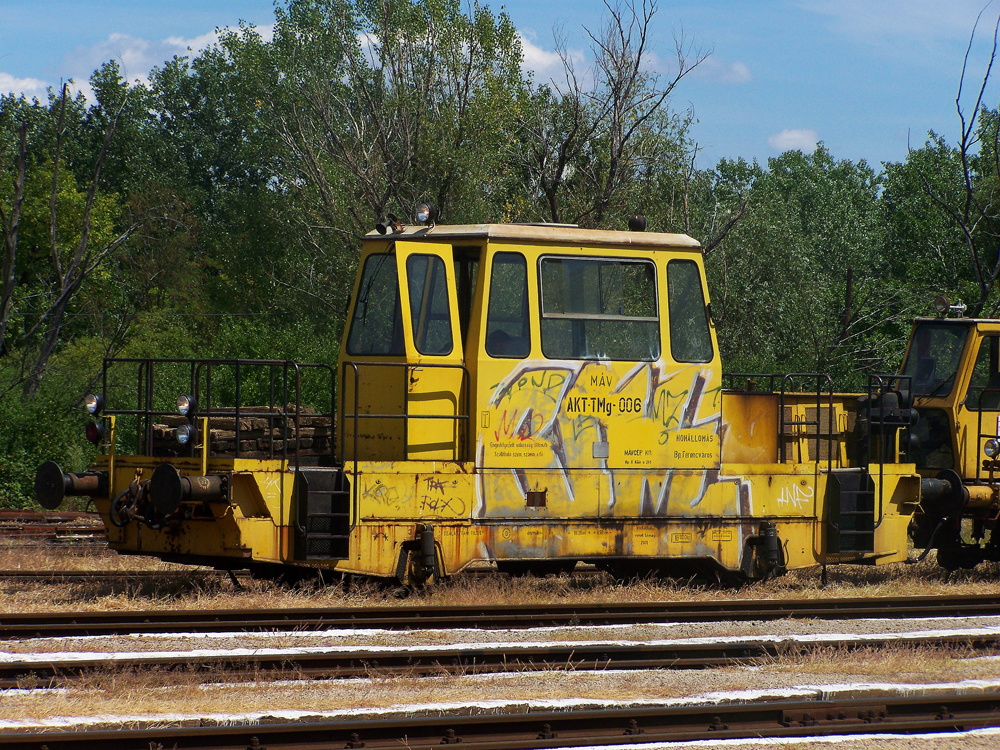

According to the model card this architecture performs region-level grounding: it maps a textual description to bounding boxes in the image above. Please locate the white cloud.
[59,24,274,95]
[518,32,586,85]
[693,58,752,84]
[767,128,819,152]
[0,72,50,101]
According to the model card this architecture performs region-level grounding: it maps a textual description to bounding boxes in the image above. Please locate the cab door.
[960,331,1000,479]
[395,241,468,461]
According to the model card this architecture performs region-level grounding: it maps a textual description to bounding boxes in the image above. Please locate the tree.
[0,83,145,399]
[515,0,708,229]
[205,0,530,332]
[912,11,1000,316]
[705,147,911,383]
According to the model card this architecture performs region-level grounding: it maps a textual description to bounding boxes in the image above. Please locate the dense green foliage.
[0,0,998,506]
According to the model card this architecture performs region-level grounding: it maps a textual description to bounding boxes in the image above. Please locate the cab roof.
[913,317,991,325]
[363,223,703,252]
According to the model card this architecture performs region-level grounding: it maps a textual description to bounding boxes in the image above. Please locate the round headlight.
[985,438,1000,459]
[415,202,438,225]
[176,423,197,445]
[85,421,106,445]
[177,394,198,417]
[84,393,105,415]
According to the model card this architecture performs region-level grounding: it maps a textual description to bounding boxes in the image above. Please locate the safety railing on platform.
[98,357,336,467]
[339,360,471,519]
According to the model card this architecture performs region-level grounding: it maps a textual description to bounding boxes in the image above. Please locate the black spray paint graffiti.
[480,360,725,516]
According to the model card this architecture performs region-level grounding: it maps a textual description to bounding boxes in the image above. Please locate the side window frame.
[537,254,660,361]
[346,249,405,357]
[666,258,714,364]
[485,251,531,359]
[405,253,454,356]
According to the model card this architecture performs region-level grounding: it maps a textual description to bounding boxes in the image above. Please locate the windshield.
[900,322,971,397]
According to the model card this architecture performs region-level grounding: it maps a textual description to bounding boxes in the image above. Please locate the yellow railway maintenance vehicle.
[35,216,964,583]
[901,306,1000,570]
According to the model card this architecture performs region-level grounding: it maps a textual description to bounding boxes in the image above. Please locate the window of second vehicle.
[901,322,970,397]
[965,335,1000,410]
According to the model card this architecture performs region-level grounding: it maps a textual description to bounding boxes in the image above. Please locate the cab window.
[485,252,531,358]
[406,254,453,356]
[910,408,954,469]
[966,336,1000,410]
[347,252,404,356]
[666,259,713,363]
[539,256,659,360]
[901,323,970,397]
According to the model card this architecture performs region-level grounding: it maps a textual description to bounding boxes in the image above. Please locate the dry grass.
[765,643,988,678]
[2,540,1000,613]
[2,647,997,725]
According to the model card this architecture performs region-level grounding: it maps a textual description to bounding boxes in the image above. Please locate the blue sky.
[2,0,1000,171]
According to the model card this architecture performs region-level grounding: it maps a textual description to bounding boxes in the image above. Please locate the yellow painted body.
[75,224,924,581]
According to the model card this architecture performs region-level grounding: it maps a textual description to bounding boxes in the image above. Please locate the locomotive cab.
[337,224,727,580]
[901,316,1000,568]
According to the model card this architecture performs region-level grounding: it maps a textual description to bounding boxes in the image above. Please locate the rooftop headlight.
[177,394,198,417]
[985,438,1000,459]
[415,202,438,226]
[84,393,106,415]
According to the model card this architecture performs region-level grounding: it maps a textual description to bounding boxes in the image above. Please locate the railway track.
[1,593,999,639]
[3,628,998,687]
[0,510,104,547]
[0,691,997,749]
[0,569,239,584]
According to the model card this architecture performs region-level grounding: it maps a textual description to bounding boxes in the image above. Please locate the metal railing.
[98,357,336,467]
[340,360,472,464]
[778,374,836,472]
[723,371,837,470]
[340,360,471,521]
[864,374,914,529]
[974,387,1000,482]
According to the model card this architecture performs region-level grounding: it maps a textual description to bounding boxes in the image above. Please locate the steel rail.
[0,511,100,523]
[0,570,240,583]
[0,691,997,749]
[0,510,105,547]
[2,631,998,687]
[2,593,1000,639]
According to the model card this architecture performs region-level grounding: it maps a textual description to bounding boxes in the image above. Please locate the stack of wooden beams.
[152,406,333,458]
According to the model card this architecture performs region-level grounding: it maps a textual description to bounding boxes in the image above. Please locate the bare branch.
[50,83,68,280]
[0,121,27,354]
[702,196,747,256]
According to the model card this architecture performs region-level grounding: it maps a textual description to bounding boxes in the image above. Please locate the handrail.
[97,357,335,465]
[865,374,914,530]
[974,387,1000,482]
[340,360,472,526]
[777,373,835,474]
